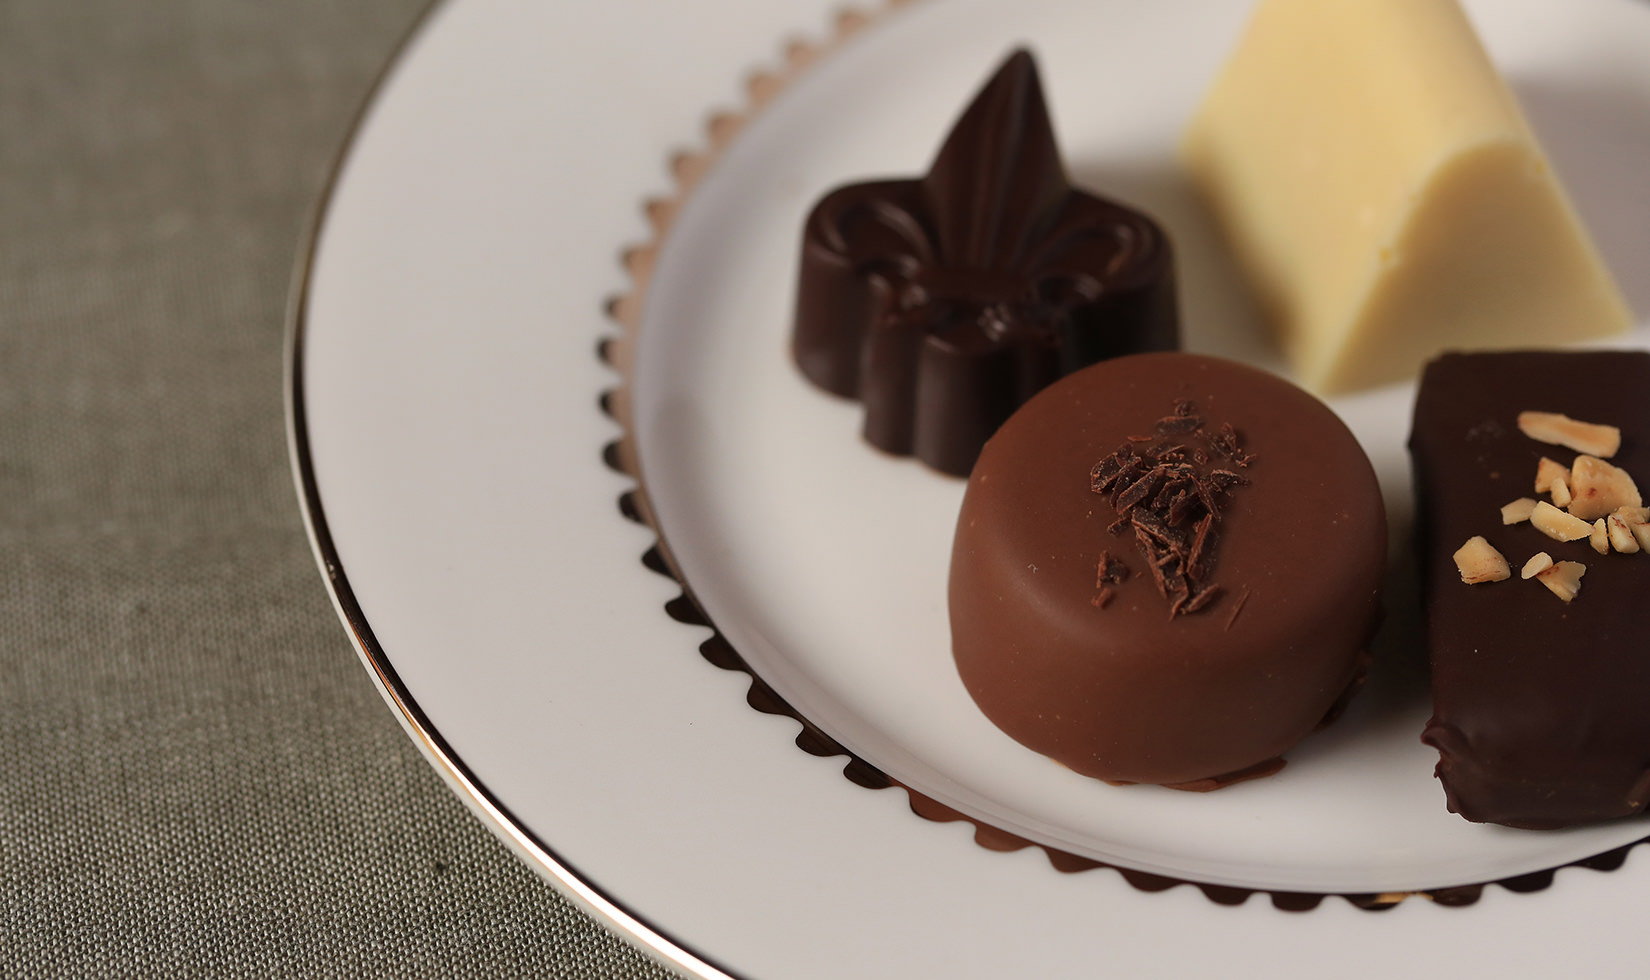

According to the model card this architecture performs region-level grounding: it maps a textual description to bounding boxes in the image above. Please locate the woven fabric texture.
[0,2,682,976]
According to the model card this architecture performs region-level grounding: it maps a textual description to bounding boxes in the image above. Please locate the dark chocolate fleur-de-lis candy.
[792,49,1180,476]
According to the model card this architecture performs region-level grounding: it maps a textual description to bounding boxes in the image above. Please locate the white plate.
[290,0,1650,977]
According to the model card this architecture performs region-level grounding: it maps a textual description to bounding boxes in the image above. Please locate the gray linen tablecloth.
[2,2,681,976]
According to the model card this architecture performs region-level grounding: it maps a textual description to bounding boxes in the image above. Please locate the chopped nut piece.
[1501,497,1538,524]
[1534,457,1571,495]
[1454,536,1511,584]
[1591,519,1610,555]
[1518,411,1621,458]
[1521,552,1555,579]
[1614,505,1650,524]
[1568,455,1643,520]
[1534,560,1586,602]
[1607,512,1642,554]
[1530,500,1595,542]
[1550,476,1573,509]
[1621,506,1650,551]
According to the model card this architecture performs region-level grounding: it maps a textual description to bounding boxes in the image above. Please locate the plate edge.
[283,2,755,977]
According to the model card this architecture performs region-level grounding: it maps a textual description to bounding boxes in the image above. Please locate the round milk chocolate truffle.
[949,353,1385,787]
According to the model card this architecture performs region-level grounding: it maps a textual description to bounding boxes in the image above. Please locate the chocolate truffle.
[1412,350,1650,828]
[949,353,1385,787]
[793,50,1178,477]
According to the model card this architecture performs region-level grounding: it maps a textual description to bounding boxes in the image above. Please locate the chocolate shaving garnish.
[1114,469,1164,513]
[1092,586,1115,609]
[1090,455,1127,493]
[1153,477,1194,512]
[1087,399,1255,618]
[1110,455,1147,489]
[1214,424,1256,467]
[1130,509,1187,552]
[1171,582,1216,619]
[1225,589,1251,631]
[1167,489,1202,527]
[1163,569,1188,603]
[1096,551,1130,585]
[1155,414,1203,435]
[1187,512,1215,577]
[1208,422,1252,465]
[1182,584,1223,614]
[1147,564,1180,602]
[1193,479,1221,518]
[1133,528,1168,594]
[1131,525,1160,560]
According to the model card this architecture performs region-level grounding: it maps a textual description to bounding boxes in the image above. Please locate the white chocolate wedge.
[1184,0,1631,393]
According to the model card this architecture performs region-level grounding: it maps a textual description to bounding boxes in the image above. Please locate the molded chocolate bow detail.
[792,49,1180,476]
